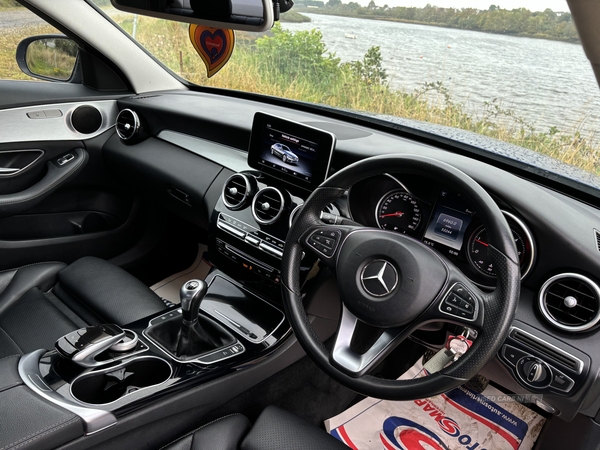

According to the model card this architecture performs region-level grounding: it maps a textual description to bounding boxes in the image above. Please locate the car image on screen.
[271,143,299,165]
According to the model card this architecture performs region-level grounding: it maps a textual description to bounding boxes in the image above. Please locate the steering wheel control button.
[360,260,398,297]
[308,229,341,258]
[516,356,552,388]
[439,283,477,320]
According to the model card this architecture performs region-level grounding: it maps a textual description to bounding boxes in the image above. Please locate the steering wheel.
[282,154,520,400]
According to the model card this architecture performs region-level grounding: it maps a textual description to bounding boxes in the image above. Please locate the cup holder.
[71,356,172,405]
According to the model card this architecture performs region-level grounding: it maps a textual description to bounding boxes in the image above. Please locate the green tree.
[255,24,341,85]
[346,46,387,86]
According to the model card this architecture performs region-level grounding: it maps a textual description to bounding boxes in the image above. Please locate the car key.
[446,334,473,361]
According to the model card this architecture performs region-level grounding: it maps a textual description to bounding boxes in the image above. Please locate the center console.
[13,113,339,444]
[209,112,336,301]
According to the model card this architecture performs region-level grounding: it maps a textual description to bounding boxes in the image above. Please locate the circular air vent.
[222,174,253,210]
[539,273,600,332]
[115,109,140,141]
[252,187,285,225]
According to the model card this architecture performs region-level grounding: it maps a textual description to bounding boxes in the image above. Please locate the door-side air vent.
[115,109,140,141]
[539,273,600,332]
[222,174,253,210]
[594,229,600,252]
[252,187,285,225]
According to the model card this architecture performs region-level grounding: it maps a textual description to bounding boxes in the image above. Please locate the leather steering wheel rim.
[281,154,521,400]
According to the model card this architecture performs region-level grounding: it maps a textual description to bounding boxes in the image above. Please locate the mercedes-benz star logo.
[360,260,398,297]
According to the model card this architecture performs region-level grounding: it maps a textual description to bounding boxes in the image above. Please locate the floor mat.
[150,244,210,304]
[325,358,545,450]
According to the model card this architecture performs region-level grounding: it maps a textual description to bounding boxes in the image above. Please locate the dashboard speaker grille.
[539,273,600,332]
[252,187,285,225]
[115,109,140,141]
[222,174,251,210]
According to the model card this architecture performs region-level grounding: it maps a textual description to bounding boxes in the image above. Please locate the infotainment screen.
[248,112,336,191]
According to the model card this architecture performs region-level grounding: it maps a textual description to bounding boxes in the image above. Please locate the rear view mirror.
[110,0,274,32]
[16,36,79,82]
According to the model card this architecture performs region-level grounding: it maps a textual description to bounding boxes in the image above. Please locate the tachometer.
[466,212,534,280]
[376,190,422,233]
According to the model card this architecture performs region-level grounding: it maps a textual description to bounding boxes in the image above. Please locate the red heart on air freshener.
[205,36,223,54]
[200,29,227,63]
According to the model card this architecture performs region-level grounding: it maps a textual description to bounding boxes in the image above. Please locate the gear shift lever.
[145,279,235,360]
[180,280,208,325]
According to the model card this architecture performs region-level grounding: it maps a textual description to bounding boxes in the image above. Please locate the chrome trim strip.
[502,211,536,281]
[509,326,584,374]
[0,101,118,143]
[538,273,600,333]
[18,350,117,435]
[331,305,400,374]
[158,130,251,173]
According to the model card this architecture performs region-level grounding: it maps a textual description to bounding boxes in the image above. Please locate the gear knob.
[180,279,208,324]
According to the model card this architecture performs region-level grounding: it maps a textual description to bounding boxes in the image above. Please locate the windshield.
[92,0,599,179]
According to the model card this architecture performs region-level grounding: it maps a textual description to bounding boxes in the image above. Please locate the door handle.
[0,148,88,218]
[0,167,20,174]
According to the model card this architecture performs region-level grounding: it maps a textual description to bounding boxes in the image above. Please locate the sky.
[355,0,570,12]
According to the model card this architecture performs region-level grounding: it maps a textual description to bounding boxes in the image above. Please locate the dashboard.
[101,89,600,423]
[348,173,535,288]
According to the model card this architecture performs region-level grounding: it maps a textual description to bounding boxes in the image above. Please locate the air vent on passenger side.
[222,174,254,210]
[252,187,285,225]
[115,109,140,141]
[538,273,600,332]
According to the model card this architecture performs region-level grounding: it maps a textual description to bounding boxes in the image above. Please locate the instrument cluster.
[347,174,535,288]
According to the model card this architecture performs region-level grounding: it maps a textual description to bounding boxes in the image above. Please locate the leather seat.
[162,406,348,450]
[0,257,167,358]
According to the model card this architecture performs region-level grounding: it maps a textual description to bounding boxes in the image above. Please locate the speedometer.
[466,212,535,280]
[376,190,422,233]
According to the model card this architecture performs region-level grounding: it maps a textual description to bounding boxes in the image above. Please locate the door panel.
[0,98,146,269]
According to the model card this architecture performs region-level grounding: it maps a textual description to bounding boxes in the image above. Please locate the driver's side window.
[0,2,67,81]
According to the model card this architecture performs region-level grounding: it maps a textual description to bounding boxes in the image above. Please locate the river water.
[282,13,600,139]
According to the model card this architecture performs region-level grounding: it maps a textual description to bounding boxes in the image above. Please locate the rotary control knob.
[516,356,552,388]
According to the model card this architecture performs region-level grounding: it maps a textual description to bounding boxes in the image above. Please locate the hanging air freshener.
[189,24,235,78]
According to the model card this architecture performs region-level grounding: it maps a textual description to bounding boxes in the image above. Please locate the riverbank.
[294,6,580,44]
[280,11,311,23]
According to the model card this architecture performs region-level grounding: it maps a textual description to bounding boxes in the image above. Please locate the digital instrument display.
[423,190,474,257]
[248,112,336,191]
